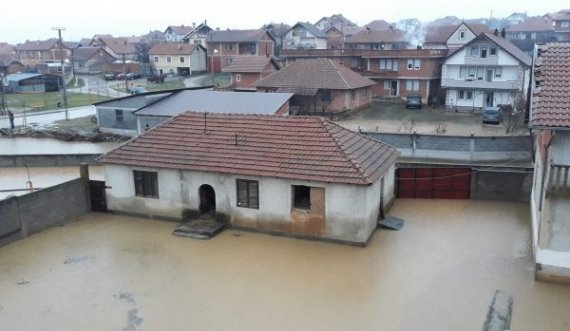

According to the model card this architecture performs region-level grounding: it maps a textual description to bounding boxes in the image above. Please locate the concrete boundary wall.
[365,132,533,163]
[0,154,101,167]
[0,177,89,247]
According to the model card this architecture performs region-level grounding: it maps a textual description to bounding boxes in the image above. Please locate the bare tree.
[502,91,526,134]
[399,117,416,133]
[434,122,447,135]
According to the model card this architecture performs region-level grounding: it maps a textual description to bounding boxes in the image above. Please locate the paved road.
[0,106,96,129]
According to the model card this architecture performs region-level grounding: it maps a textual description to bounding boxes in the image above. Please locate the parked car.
[116,73,126,80]
[126,73,140,80]
[103,72,115,81]
[482,106,503,125]
[406,95,422,109]
[130,86,147,95]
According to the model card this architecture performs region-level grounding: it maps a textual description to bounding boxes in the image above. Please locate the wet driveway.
[0,200,568,330]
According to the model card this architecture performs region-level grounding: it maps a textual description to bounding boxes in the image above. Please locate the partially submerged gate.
[396,167,471,199]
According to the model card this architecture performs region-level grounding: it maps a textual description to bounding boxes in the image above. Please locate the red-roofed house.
[441,32,531,110]
[92,37,138,61]
[222,56,279,90]
[530,43,570,284]
[164,25,194,42]
[16,39,70,66]
[207,29,275,72]
[254,59,376,114]
[97,112,399,245]
[149,43,206,76]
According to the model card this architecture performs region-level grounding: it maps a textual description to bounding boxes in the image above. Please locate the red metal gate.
[397,167,471,199]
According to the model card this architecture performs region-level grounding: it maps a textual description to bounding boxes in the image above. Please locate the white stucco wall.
[103,165,394,244]
[446,24,477,47]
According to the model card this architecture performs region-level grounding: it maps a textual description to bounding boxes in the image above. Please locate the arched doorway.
[199,184,216,215]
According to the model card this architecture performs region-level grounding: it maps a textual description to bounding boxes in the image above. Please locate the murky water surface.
[0,166,104,199]
[0,200,568,331]
[0,137,117,155]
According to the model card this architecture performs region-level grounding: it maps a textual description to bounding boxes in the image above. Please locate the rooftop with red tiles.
[98,112,399,185]
[532,43,570,128]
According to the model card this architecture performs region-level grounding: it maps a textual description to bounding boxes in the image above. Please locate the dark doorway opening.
[199,184,216,214]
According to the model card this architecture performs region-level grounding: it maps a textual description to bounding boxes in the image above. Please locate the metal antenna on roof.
[204,112,207,134]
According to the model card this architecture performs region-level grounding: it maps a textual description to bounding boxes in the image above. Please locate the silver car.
[482,107,503,125]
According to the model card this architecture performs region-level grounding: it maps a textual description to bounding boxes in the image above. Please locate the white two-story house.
[441,32,532,111]
[284,22,327,49]
[149,43,206,76]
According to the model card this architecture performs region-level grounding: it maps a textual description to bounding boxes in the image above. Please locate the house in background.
[207,29,275,72]
[441,32,531,111]
[324,25,364,49]
[95,89,293,136]
[0,54,24,75]
[164,25,194,42]
[97,112,399,246]
[505,18,556,54]
[149,43,207,76]
[91,37,139,61]
[423,22,491,50]
[254,58,375,114]
[529,43,570,284]
[133,90,292,133]
[361,48,448,103]
[364,20,393,30]
[345,28,408,50]
[72,47,115,74]
[283,22,328,49]
[314,14,358,31]
[182,22,212,47]
[222,56,279,90]
[549,10,570,41]
[16,39,69,66]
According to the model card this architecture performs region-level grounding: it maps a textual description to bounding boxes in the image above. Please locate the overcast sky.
[1,0,568,44]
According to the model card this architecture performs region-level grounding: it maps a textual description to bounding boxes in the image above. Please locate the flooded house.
[97,112,399,245]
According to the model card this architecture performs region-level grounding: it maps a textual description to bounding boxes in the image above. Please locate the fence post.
[80,163,91,212]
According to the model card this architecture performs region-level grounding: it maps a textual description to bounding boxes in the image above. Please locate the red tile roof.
[506,17,554,32]
[346,28,406,44]
[254,59,375,90]
[166,25,194,35]
[532,43,570,128]
[17,39,59,51]
[97,112,399,185]
[149,43,202,55]
[222,56,277,73]
[99,37,137,54]
[365,20,393,30]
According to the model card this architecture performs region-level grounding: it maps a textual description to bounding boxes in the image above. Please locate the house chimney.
[501,27,506,38]
[193,22,196,28]
[494,28,499,36]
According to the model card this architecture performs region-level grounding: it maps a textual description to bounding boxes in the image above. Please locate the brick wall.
[232,73,260,89]
[0,178,89,247]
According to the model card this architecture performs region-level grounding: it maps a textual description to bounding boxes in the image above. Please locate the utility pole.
[52,27,68,120]
[0,74,6,116]
[123,53,128,93]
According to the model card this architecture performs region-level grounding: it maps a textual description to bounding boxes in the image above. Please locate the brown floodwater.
[0,200,568,331]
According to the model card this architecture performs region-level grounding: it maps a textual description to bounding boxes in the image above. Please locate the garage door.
[396,167,471,199]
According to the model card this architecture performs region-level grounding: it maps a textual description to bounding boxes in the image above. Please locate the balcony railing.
[549,164,570,193]
[441,78,521,91]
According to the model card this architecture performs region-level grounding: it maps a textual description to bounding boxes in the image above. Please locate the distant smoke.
[396,20,427,49]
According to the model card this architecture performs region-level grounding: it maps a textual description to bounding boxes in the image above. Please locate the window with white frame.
[180,57,185,63]
[383,80,391,90]
[470,46,479,57]
[166,56,172,63]
[405,80,420,91]
[561,21,570,28]
[380,59,398,70]
[459,30,466,39]
[466,91,473,100]
[494,66,503,78]
[459,90,465,99]
[153,56,159,63]
[407,59,421,70]
[236,73,241,82]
